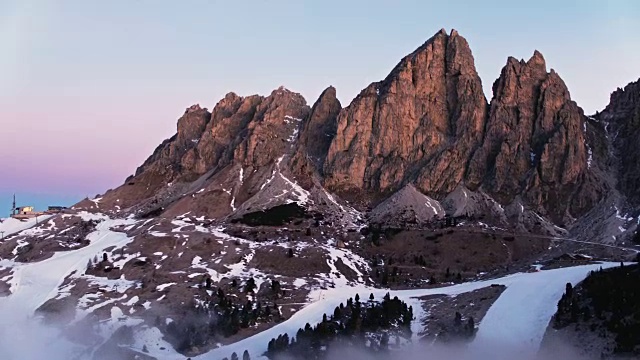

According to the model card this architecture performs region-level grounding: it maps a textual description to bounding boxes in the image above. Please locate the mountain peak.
[324,26,487,197]
[527,49,546,71]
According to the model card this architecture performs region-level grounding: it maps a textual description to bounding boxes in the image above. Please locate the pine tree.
[231,351,239,360]
[333,306,342,319]
[245,277,256,293]
[565,283,573,298]
[467,316,475,335]
[454,311,462,326]
[355,293,360,303]
[288,248,294,258]
[243,350,250,360]
[86,259,93,270]
[369,293,375,301]
[271,280,281,295]
[102,252,108,262]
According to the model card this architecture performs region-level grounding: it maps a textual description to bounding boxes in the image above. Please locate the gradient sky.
[1,0,639,213]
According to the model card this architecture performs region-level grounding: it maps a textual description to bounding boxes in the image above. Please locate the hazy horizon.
[1,0,639,207]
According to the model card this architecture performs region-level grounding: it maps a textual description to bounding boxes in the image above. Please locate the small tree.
[142,345,148,353]
[87,259,93,270]
[565,283,573,298]
[369,293,375,301]
[333,306,342,319]
[288,248,294,258]
[467,316,475,335]
[245,277,256,293]
[231,352,239,360]
[102,252,108,262]
[243,350,250,360]
[271,280,281,294]
[355,293,360,303]
[454,311,462,327]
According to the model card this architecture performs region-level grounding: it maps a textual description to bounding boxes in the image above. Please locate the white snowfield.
[0,214,624,360]
[0,215,52,238]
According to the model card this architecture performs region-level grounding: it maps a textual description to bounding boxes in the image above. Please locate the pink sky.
[1,1,638,202]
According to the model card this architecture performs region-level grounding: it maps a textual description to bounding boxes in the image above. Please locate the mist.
[0,309,599,360]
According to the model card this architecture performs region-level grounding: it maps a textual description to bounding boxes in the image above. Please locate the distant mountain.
[83,28,639,244]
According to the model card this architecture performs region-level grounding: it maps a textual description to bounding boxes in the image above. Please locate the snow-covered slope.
[197,263,620,360]
[0,208,629,360]
[0,213,138,360]
[0,216,52,238]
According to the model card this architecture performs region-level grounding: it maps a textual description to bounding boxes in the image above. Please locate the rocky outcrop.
[191,92,263,175]
[467,51,604,223]
[99,88,309,213]
[94,28,624,229]
[368,184,444,226]
[323,29,488,199]
[321,28,601,223]
[596,78,640,205]
[133,104,211,181]
[291,86,341,182]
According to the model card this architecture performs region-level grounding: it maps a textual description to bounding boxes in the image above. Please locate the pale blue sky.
[1,0,639,212]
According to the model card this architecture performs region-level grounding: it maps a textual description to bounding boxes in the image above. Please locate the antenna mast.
[12,194,16,216]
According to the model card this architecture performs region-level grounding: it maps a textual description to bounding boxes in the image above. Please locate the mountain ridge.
[87,28,639,242]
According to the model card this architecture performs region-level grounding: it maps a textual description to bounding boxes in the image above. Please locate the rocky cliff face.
[93,28,637,230]
[291,86,341,184]
[133,104,211,181]
[467,52,604,223]
[322,29,601,223]
[100,88,309,212]
[323,29,488,200]
[596,78,640,205]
